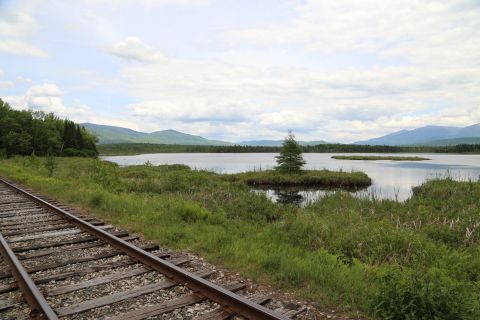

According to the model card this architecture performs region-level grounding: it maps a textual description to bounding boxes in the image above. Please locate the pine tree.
[75,125,85,149]
[63,120,77,149]
[275,131,306,173]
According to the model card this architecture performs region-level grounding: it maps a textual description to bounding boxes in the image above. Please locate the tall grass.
[1,156,479,319]
[234,169,372,189]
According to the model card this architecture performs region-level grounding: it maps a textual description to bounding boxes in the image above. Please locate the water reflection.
[254,187,370,207]
[273,189,304,206]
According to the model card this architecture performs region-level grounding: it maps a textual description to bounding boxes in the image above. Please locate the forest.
[98,141,480,155]
[0,99,98,157]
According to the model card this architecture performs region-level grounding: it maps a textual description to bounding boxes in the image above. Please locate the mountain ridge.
[82,123,232,145]
[82,122,330,146]
[355,123,480,145]
[83,122,480,147]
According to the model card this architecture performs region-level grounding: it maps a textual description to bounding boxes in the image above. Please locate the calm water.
[102,153,480,203]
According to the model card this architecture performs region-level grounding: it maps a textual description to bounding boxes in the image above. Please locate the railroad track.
[0,177,305,320]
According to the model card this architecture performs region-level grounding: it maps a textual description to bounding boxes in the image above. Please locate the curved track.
[0,177,303,319]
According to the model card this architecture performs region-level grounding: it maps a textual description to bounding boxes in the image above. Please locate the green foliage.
[275,131,306,173]
[373,267,478,319]
[1,157,480,319]
[97,142,480,156]
[91,159,120,188]
[44,151,57,176]
[0,98,97,157]
[235,169,371,189]
[97,143,278,155]
[173,201,212,223]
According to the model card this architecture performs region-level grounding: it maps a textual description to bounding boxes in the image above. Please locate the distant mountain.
[355,123,480,146]
[239,140,328,147]
[82,123,232,145]
[413,137,480,146]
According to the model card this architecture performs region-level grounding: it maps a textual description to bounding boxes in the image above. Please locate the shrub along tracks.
[0,177,304,319]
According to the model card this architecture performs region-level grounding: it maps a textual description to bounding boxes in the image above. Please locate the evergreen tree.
[0,98,97,157]
[275,131,306,173]
[75,125,85,149]
[63,120,78,149]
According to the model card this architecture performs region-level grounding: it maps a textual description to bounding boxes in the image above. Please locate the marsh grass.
[1,156,479,319]
[233,169,372,189]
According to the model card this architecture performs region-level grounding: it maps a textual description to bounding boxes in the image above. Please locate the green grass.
[1,156,480,319]
[332,155,431,161]
[233,169,372,189]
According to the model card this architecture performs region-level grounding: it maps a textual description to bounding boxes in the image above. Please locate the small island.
[332,155,431,161]
[235,169,371,189]
[234,132,372,189]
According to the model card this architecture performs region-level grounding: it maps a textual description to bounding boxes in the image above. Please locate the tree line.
[98,142,480,155]
[0,99,98,157]
[302,143,480,153]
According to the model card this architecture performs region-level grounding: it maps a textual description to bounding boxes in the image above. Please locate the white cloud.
[15,76,32,85]
[0,11,37,37]
[0,81,15,89]
[0,39,47,58]
[4,83,89,118]
[84,0,211,6]
[106,37,164,63]
[117,50,480,141]
[0,4,47,58]
[224,1,480,67]
[3,82,141,130]
[26,83,63,97]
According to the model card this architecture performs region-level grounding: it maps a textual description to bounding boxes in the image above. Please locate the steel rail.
[0,177,289,320]
[0,232,59,320]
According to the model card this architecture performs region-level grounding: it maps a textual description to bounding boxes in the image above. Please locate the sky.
[0,0,479,143]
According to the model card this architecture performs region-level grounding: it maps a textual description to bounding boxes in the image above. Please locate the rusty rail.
[0,231,58,320]
[0,177,289,320]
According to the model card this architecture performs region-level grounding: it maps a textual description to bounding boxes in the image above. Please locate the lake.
[102,153,480,203]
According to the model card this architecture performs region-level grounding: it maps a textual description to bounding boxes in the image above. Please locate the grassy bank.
[332,155,430,161]
[234,169,372,189]
[1,156,480,319]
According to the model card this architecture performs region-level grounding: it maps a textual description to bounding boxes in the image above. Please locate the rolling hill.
[355,123,480,146]
[413,137,480,146]
[83,123,330,146]
[82,123,232,145]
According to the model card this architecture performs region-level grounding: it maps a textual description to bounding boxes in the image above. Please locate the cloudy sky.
[1,0,479,142]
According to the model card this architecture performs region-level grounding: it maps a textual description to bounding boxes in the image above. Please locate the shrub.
[173,202,212,223]
[372,267,478,319]
[91,159,120,189]
[44,151,57,177]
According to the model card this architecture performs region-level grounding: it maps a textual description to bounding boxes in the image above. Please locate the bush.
[372,267,478,319]
[173,201,212,223]
[91,160,120,189]
[44,152,57,177]
[63,148,89,157]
